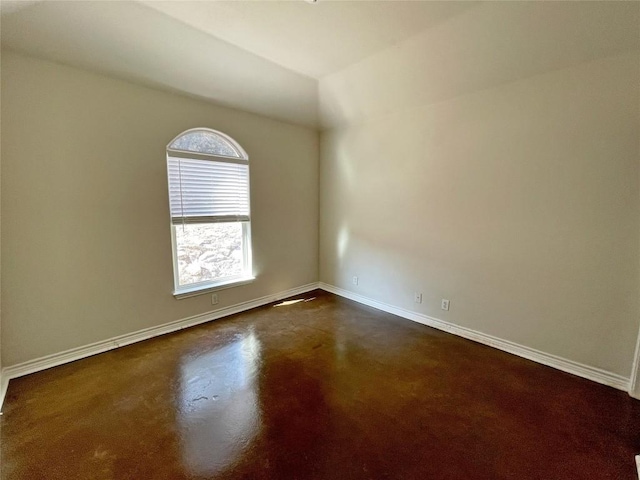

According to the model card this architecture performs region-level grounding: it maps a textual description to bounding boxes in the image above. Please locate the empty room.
[1,0,640,478]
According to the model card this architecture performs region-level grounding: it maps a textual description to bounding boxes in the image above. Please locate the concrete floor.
[2,290,639,479]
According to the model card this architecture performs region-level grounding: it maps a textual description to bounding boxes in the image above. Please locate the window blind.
[167,156,250,225]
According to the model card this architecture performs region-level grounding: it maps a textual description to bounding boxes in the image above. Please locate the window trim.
[167,128,253,299]
[173,276,256,300]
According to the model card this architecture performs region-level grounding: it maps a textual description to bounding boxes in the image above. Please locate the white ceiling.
[320,1,640,127]
[139,0,476,79]
[1,1,637,129]
[0,1,476,127]
[1,0,320,126]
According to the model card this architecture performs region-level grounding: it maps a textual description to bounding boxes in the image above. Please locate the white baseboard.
[0,282,320,411]
[319,282,630,392]
[0,371,8,416]
[629,329,640,400]
[0,281,631,412]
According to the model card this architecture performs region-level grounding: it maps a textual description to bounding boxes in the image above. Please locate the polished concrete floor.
[2,290,639,479]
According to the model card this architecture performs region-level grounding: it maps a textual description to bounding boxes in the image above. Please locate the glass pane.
[170,131,241,157]
[175,223,244,286]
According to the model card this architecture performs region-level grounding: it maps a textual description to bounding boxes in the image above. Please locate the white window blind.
[168,155,250,225]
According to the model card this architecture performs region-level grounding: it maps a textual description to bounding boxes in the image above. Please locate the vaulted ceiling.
[1,1,638,128]
[138,0,476,79]
[1,0,476,127]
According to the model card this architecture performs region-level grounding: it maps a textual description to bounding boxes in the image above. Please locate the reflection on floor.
[2,290,639,479]
[178,329,261,477]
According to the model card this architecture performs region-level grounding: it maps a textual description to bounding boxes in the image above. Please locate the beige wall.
[1,51,319,366]
[0,48,3,384]
[319,49,640,378]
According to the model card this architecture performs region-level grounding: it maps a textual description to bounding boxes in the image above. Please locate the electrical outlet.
[441,299,450,311]
[414,292,422,304]
[211,293,219,305]
[352,276,358,286]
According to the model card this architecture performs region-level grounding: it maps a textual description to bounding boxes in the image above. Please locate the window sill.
[173,276,255,300]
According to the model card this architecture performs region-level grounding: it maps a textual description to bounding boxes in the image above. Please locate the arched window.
[167,128,253,297]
